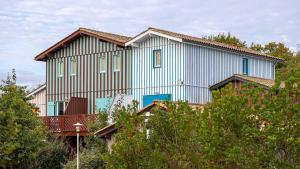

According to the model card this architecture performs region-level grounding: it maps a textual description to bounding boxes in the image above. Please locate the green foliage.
[29,141,67,169]
[63,148,105,169]
[63,109,109,169]
[0,70,47,168]
[204,33,247,48]
[251,42,294,68]
[103,80,300,168]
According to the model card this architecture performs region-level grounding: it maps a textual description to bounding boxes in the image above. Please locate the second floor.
[35,27,283,106]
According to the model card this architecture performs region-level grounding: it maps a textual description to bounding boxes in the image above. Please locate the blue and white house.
[126,27,282,107]
[35,27,283,115]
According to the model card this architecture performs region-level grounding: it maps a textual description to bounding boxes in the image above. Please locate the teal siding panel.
[47,101,55,116]
[95,98,113,112]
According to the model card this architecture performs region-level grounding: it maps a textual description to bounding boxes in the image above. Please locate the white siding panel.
[184,43,274,104]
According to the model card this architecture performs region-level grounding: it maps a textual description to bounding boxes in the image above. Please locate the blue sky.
[0,0,299,88]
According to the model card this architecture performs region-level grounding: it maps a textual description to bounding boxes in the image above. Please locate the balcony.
[41,114,94,137]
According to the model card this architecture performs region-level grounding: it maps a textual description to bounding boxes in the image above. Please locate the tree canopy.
[204,33,247,48]
[0,70,47,168]
[102,79,300,168]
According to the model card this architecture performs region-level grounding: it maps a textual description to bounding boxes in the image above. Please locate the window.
[58,61,64,77]
[99,55,106,73]
[242,58,249,75]
[71,58,77,76]
[114,55,121,71]
[153,49,161,68]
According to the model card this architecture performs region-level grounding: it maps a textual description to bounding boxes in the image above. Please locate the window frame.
[70,58,77,76]
[58,60,64,77]
[114,54,121,72]
[153,49,162,68]
[99,55,107,73]
[242,58,249,75]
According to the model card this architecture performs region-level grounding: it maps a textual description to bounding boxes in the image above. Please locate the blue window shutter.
[47,101,55,116]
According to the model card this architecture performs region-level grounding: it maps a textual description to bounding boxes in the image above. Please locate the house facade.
[35,27,282,116]
[35,28,132,116]
[27,84,46,116]
[126,28,280,106]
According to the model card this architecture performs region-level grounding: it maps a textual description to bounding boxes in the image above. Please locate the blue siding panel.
[143,94,171,107]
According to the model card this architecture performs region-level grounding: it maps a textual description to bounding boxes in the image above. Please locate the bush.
[63,148,105,169]
[29,141,67,169]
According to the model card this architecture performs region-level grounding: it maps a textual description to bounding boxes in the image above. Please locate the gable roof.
[35,28,132,61]
[126,27,283,62]
[209,74,275,90]
[26,83,46,97]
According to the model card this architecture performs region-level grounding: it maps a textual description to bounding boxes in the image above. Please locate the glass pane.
[156,51,161,66]
[101,56,106,72]
[71,60,76,75]
[115,55,121,70]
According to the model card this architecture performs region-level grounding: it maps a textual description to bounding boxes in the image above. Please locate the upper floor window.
[99,55,106,73]
[242,58,249,75]
[114,55,121,71]
[153,49,161,68]
[71,58,77,76]
[58,61,64,77]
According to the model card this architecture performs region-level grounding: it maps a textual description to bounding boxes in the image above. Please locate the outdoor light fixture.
[73,122,83,169]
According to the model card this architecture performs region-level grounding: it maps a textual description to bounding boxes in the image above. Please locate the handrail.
[40,114,94,135]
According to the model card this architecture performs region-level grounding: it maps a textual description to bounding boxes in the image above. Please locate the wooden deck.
[41,114,94,137]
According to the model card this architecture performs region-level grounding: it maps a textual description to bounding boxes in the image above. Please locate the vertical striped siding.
[46,35,130,114]
[46,34,275,111]
[184,43,275,104]
[131,36,275,107]
[29,89,47,116]
[131,36,186,108]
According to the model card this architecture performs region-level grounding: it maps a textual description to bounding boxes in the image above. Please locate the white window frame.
[99,55,107,73]
[114,54,121,72]
[71,58,77,76]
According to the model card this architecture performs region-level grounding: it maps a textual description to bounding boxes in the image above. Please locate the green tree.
[0,70,47,168]
[63,110,109,169]
[251,42,294,68]
[104,82,300,168]
[29,141,67,169]
[204,33,247,48]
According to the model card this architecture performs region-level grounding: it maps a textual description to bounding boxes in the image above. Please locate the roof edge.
[209,74,274,90]
[34,28,129,61]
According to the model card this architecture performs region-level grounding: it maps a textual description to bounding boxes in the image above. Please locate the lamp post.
[73,122,83,169]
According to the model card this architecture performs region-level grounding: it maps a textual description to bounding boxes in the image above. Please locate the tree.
[0,70,47,168]
[29,141,67,169]
[251,42,294,68]
[103,81,300,168]
[204,33,247,48]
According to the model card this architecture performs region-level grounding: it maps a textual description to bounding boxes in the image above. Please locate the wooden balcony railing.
[41,114,94,136]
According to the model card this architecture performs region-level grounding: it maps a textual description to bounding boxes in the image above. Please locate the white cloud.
[0,0,299,87]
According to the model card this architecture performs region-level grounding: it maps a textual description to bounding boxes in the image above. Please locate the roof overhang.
[209,74,275,90]
[27,84,46,97]
[94,123,117,139]
[125,30,182,47]
[35,28,127,61]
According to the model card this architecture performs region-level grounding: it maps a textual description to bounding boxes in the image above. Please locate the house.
[27,84,46,116]
[125,27,282,107]
[34,27,282,136]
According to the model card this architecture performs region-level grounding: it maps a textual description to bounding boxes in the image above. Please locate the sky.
[0,0,299,88]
